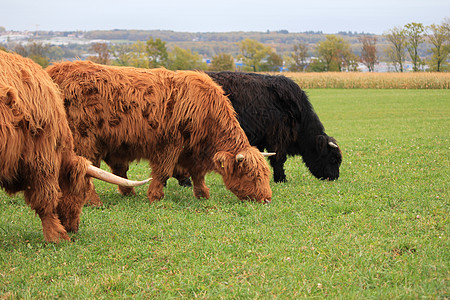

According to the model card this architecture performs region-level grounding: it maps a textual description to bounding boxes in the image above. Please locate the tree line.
[2,19,448,72]
[384,20,449,72]
[86,36,358,72]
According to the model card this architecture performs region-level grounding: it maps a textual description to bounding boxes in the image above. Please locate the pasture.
[0,89,448,298]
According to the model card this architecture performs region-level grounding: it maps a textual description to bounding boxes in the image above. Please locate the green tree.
[315,35,355,71]
[47,46,65,62]
[308,58,327,72]
[359,35,378,72]
[111,41,150,68]
[167,46,207,70]
[288,42,309,72]
[111,44,133,66]
[404,22,425,71]
[209,53,235,71]
[385,27,407,72]
[129,41,149,68]
[260,51,283,72]
[342,51,359,72]
[427,19,450,72]
[237,38,272,72]
[146,37,168,68]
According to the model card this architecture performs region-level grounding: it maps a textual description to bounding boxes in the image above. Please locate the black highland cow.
[207,71,342,182]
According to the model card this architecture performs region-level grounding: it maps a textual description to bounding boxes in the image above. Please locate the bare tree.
[359,35,378,72]
[89,42,110,65]
[385,27,407,72]
[12,41,50,67]
[404,22,425,71]
[289,42,309,72]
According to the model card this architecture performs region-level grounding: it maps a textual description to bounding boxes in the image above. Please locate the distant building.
[0,32,32,43]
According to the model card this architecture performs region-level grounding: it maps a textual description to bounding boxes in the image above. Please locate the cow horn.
[328,142,338,148]
[86,165,151,187]
[236,153,245,162]
[261,152,276,157]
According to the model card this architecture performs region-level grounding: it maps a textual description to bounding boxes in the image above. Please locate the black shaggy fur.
[206,71,342,182]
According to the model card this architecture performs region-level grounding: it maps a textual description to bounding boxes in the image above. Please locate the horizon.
[2,0,449,35]
[1,28,381,35]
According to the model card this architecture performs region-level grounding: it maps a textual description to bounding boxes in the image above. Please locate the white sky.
[1,0,449,34]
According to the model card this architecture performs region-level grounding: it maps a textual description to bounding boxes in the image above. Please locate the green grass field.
[0,89,448,298]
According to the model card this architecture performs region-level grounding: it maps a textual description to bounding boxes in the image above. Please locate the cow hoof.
[148,192,164,204]
[86,199,103,207]
[118,186,136,196]
[43,228,71,243]
[274,178,287,183]
[178,178,192,187]
[194,188,210,199]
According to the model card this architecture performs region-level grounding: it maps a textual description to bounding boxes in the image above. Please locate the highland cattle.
[0,51,148,242]
[207,71,342,182]
[46,61,272,204]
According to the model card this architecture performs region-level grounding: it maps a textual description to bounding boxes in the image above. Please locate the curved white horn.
[236,153,245,162]
[261,152,276,157]
[328,142,338,148]
[87,165,151,187]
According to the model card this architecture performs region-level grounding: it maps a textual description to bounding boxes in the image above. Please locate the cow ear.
[213,151,234,175]
[316,135,328,154]
[0,86,18,107]
[0,86,25,123]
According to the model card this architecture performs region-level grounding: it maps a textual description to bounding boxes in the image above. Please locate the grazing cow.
[0,51,149,243]
[46,61,272,204]
[206,71,342,182]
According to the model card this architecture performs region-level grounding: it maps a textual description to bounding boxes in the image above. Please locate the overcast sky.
[1,0,449,34]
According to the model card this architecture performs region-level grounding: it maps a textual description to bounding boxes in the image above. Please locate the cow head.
[304,135,342,181]
[213,147,272,203]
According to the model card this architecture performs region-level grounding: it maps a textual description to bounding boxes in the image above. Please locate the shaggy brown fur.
[46,61,272,204]
[0,51,93,243]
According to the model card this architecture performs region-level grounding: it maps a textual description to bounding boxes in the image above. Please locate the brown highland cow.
[0,51,149,243]
[46,61,272,204]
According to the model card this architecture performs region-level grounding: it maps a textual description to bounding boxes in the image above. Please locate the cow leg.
[147,162,169,203]
[147,178,166,203]
[84,159,103,207]
[147,146,185,203]
[173,165,192,187]
[105,160,136,196]
[190,171,210,199]
[57,193,85,233]
[24,179,70,243]
[38,213,70,243]
[84,182,103,207]
[269,154,288,183]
